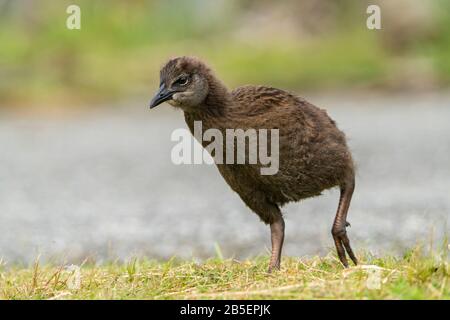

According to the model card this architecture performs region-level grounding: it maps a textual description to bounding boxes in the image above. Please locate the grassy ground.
[1,245,448,300]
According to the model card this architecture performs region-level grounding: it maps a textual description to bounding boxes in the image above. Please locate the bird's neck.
[185,78,230,118]
[204,77,232,115]
[183,75,235,141]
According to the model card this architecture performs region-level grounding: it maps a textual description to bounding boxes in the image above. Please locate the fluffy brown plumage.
[149,56,357,271]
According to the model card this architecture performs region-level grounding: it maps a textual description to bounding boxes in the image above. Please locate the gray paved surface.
[1,93,449,263]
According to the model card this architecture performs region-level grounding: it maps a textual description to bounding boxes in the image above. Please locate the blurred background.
[0,0,449,264]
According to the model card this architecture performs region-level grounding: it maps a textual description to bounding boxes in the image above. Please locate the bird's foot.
[332,228,358,267]
[267,263,280,274]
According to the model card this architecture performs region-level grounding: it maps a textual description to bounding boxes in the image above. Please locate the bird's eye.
[174,76,189,86]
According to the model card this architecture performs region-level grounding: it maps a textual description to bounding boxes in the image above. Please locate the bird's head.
[149,56,215,111]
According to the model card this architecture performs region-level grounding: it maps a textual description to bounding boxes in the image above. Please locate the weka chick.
[149,56,357,271]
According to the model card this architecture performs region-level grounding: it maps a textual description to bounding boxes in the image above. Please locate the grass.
[0,245,448,300]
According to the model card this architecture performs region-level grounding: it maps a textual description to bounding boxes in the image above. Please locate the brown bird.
[149,56,357,271]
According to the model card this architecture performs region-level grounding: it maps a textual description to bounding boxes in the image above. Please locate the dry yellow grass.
[0,246,448,300]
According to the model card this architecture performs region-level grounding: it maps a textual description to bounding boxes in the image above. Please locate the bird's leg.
[331,177,358,267]
[268,215,285,273]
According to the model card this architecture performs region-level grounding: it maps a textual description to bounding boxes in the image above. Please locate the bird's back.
[231,85,302,116]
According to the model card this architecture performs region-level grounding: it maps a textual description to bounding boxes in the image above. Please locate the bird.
[149,56,357,272]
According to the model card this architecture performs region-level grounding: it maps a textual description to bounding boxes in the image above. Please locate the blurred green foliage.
[0,0,449,107]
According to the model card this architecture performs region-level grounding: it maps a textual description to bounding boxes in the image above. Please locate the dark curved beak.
[149,83,174,109]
